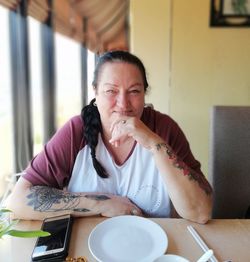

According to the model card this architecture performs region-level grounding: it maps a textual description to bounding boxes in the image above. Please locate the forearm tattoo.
[85,195,110,201]
[155,143,212,195]
[27,186,110,212]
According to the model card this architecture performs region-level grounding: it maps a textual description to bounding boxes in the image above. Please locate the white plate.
[88,215,168,262]
[154,255,190,262]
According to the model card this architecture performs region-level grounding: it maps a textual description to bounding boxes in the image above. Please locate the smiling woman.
[7,50,212,224]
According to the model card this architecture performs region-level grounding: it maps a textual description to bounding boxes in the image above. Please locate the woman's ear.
[93,85,97,95]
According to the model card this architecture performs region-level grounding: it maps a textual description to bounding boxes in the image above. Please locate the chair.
[208,106,250,218]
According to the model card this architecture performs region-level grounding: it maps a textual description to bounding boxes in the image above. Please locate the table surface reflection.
[0,217,249,262]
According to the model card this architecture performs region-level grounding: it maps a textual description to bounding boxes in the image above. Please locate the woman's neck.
[101,127,112,144]
[100,127,136,166]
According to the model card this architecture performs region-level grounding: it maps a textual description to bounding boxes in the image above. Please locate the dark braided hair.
[81,98,109,178]
[81,50,149,178]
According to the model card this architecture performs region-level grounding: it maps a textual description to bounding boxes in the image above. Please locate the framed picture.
[210,0,250,27]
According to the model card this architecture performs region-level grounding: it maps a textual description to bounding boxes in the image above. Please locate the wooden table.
[0,218,249,262]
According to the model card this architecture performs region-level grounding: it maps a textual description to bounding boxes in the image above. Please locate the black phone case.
[31,215,73,262]
[31,256,65,262]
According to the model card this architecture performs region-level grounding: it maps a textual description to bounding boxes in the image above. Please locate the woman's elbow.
[192,201,213,224]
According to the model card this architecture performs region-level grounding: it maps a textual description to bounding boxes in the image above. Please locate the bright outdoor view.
[0,6,13,198]
[0,5,95,200]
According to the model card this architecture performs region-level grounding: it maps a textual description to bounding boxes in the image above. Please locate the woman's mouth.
[114,111,134,116]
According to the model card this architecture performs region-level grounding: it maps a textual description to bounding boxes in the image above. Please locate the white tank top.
[68,136,171,217]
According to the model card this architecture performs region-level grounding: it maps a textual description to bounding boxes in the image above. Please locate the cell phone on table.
[31,214,73,261]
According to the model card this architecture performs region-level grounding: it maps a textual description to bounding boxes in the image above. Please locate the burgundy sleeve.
[142,107,202,174]
[164,119,202,174]
[23,115,85,188]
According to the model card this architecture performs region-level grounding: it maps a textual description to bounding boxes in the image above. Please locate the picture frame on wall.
[210,0,250,27]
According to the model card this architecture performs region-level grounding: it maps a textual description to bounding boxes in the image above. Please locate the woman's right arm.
[6,177,142,220]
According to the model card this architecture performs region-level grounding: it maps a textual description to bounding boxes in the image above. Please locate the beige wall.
[130,0,250,175]
[130,0,171,112]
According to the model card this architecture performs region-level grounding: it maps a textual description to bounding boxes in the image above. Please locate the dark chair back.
[208,106,250,218]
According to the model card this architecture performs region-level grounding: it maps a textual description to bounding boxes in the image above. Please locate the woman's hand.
[109,117,163,149]
[96,194,143,217]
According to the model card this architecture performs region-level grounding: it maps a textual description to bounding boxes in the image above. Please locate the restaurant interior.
[0,0,250,261]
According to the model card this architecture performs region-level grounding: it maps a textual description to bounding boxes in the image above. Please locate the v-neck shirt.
[68,135,170,217]
[23,107,203,217]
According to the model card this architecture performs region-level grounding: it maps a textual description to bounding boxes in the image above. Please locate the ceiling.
[0,0,130,53]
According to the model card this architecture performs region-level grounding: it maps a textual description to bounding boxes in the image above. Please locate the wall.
[130,0,250,175]
[130,0,171,112]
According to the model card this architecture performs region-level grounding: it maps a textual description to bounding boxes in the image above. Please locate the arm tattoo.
[155,143,212,195]
[27,187,111,213]
[84,194,110,201]
[27,186,90,212]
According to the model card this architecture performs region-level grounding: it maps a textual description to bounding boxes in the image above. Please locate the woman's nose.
[116,93,129,108]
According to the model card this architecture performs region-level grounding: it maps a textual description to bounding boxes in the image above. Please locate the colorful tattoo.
[155,143,212,195]
[27,186,89,212]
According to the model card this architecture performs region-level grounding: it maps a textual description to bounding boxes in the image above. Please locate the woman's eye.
[106,89,116,95]
[129,89,141,94]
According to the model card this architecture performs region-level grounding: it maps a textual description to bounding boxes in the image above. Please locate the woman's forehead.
[98,62,143,80]
[100,61,138,70]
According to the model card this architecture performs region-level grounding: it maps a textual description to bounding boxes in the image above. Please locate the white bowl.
[154,254,190,262]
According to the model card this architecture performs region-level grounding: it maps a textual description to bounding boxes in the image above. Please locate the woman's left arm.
[109,117,213,224]
[150,140,212,224]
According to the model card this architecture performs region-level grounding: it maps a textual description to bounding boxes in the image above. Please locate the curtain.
[0,0,129,53]
[9,1,33,173]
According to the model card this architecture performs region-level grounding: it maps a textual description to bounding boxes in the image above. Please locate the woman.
[7,50,212,223]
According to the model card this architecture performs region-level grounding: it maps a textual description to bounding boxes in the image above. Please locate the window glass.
[55,33,81,128]
[87,50,95,103]
[28,16,44,155]
[0,6,14,197]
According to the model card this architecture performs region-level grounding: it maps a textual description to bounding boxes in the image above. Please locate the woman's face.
[95,62,145,129]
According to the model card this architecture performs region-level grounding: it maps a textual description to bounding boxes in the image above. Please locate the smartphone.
[31,214,73,261]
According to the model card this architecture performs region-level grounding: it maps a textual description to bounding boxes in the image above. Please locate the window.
[0,6,14,197]
[28,16,44,155]
[55,33,81,128]
[0,6,95,199]
[87,50,95,103]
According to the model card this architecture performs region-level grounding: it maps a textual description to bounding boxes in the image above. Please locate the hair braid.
[81,99,109,178]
